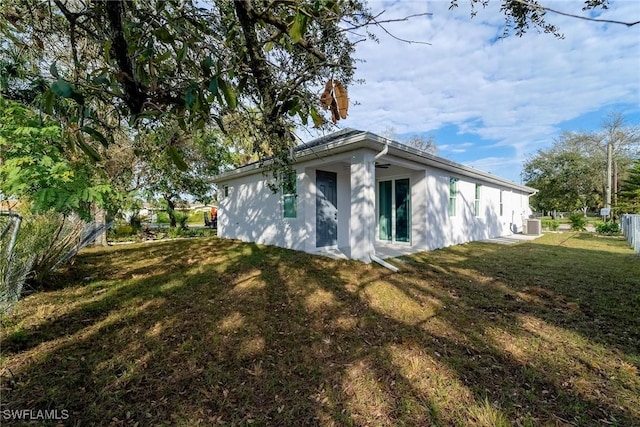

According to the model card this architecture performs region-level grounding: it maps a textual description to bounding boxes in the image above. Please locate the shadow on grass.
[1,235,639,426]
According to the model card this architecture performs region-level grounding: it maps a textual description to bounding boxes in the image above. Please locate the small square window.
[282,171,297,218]
[283,194,297,218]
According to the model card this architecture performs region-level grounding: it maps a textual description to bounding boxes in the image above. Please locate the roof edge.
[213,129,536,194]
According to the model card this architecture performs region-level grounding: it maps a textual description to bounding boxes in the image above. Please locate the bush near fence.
[621,214,640,254]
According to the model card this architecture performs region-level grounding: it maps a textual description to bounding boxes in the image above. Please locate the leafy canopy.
[523,113,640,214]
[0,98,111,219]
[0,0,618,177]
[619,160,640,213]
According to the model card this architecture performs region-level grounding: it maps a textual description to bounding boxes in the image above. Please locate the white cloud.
[329,0,640,180]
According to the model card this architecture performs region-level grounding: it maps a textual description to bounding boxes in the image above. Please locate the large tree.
[0,0,370,178]
[0,0,626,182]
[619,160,640,214]
[136,125,232,227]
[523,113,640,215]
[524,144,600,214]
[0,98,112,219]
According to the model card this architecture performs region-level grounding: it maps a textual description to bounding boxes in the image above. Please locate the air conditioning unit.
[526,219,541,235]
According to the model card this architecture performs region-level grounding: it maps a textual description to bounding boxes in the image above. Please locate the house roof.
[293,128,366,151]
[214,129,536,194]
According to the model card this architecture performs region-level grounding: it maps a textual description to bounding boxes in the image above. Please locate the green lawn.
[1,233,639,426]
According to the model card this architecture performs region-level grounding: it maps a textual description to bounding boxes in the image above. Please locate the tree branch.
[513,0,640,27]
[341,11,433,45]
[104,0,147,115]
[259,12,328,62]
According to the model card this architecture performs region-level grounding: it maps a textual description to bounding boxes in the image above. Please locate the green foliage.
[595,221,621,235]
[541,219,560,231]
[175,212,189,230]
[0,214,33,313]
[186,210,205,224]
[524,114,640,214]
[156,212,170,224]
[1,0,612,188]
[138,126,230,226]
[0,99,112,220]
[0,0,369,177]
[128,213,143,232]
[17,212,86,287]
[618,159,640,213]
[112,224,135,237]
[568,213,588,231]
[166,227,181,239]
[525,138,602,213]
[1,211,103,312]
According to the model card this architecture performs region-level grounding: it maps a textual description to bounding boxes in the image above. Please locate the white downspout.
[369,143,399,273]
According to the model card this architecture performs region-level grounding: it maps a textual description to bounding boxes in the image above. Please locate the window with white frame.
[500,190,504,216]
[282,172,297,218]
[449,177,458,217]
[474,184,481,216]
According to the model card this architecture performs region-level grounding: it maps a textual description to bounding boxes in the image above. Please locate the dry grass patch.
[1,233,638,426]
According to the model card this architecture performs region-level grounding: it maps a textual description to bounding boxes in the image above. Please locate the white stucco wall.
[216,146,533,261]
[437,173,531,248]
[217,168,307,250]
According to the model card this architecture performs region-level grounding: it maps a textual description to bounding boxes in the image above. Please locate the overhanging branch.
[513,0,640,27]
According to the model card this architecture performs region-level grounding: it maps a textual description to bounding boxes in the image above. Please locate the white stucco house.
[213,129,536,265]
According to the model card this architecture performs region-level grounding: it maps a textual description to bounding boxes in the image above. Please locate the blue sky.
[301,0,640,183]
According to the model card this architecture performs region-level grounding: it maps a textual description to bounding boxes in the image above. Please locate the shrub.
[156,212,170,223]
[184,228,205,237]
[541,219,560,231]
[568,213,587,231]
[166,227,181,239]
[186,210,204,224]
[0,214,34,313]
[112,224,135,237]
[1,211,109,312]
[595,221,620,235]
[175,212,189,230]
[129,213,143,231]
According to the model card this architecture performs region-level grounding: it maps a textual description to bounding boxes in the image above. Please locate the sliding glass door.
[379,181,392,241]
[395,179,410,242]
[378,178,410,243]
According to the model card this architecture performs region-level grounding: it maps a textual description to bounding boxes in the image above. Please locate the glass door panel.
[378,181,392,241]
[395,179,410,242]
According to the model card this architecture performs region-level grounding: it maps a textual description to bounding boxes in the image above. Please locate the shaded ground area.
[1,233,639,426]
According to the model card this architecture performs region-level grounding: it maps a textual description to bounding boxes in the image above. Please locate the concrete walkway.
[481,234,541,245]
[312,233,542,261]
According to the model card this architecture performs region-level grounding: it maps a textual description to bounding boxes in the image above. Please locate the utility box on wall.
[526,219,541,235]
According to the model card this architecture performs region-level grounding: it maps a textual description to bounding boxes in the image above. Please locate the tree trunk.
[233,0,294,161]
[91,203,107,246]
[164,196,177,228]
[613,159,618,207]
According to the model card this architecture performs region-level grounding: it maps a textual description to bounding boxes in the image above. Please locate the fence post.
[631,215,640,253]
[623,214,640,254]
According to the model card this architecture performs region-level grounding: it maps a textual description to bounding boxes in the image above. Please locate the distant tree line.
[523,113,640,216]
